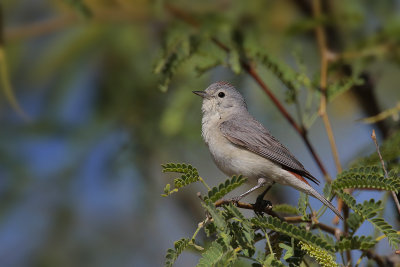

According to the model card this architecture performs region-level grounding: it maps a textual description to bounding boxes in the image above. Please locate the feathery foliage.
[165,238,191,267]
[299,241,338,267]
[345,198,383,233]
[298,193,309,219]
[252,216,334,252]
[196,240,237,267]
[272,204,300,215]
[205,175,246,202]
[161,163,200,196]
[154,33,201,92]
[335,190,400,249]
[335,236,377,252]
[162,161,400,266]
[332,166,400,192]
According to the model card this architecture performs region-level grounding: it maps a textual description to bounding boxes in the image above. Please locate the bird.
[193,81,343,219]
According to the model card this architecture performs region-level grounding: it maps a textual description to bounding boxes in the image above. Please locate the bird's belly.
[208,136,280,181]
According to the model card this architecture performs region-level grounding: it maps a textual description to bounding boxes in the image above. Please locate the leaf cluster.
[161,163,200,196]
[161,158,400,266]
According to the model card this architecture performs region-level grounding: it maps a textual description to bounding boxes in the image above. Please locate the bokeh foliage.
[0,0,400,266]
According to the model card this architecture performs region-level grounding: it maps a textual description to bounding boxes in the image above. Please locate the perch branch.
[214,199,340,236]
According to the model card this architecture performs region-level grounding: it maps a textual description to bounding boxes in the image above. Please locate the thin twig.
[165,3,330,181]
[311,0,345,224]
[311,0,349,263]
[311,0,342,175]
[0,4,29,120]
[5,14,76,41]
[371,129,400,216]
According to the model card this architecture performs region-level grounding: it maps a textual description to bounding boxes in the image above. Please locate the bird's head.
[193,82,247,117]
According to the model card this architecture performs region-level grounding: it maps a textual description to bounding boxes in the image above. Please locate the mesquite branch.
[214,199,340,236]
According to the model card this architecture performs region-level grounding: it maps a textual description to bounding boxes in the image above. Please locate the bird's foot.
[228,196,242,206]
[252,198,272,216]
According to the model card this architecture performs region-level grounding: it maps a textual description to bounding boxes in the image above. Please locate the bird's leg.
[253,181,275,216]
[230,178,268,203]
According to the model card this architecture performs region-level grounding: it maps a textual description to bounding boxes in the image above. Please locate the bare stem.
[198,177,211,191]
[371,129,400,216]
[311,0,349,263]
[311,0,342,175]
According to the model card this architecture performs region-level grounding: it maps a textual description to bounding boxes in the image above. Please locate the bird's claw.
[253,199,272,216]
[228,196,241,206]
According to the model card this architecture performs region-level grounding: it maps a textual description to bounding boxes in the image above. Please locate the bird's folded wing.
[220,117,319,184]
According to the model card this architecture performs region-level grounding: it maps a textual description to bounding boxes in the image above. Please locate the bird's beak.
[192,91,208,98]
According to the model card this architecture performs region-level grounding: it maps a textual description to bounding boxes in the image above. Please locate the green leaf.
[202,200,227,231]
[165,238,190,267]
[332,166,400,192]
[323,182,333,199]
[197,240,224,267]
[251,216,334,252]
[154,33,201,91]
[204,223,217,237]
[369,217,400,249]
[197,240,237,267]
[326,76,363,101]
[205,175,246,202]
[279,243,294,260]
[256,53,298,93]
[261,254,286,267]
[335,190,382,219]
[161,163,200,196]
[347,212,365,233]
[272,204,300,215]
[335,236,377,252]
[298,192,309,219]
[223,204,255,257]
[162,163,199,174]
[161,183,179,197]
[335,190,400,249]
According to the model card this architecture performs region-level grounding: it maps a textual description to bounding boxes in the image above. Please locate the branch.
[214,199,340,236]
[165,3,329,181]
[311,0,342,175]
[371,129,400,216]
[5,14,76,41]
[0,4,29,120]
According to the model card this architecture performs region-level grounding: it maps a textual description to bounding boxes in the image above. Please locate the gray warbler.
[193,81,342,219]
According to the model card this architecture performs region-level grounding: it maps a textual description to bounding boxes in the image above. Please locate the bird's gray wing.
[220,117,319,184]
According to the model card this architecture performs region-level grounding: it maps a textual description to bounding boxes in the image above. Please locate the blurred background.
[1,0,400,266]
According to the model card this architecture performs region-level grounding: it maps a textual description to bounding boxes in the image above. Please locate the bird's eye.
[218,92,225,98]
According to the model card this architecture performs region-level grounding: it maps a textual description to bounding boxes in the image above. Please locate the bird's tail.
[308,187,343,220]
[286,171,343,220]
